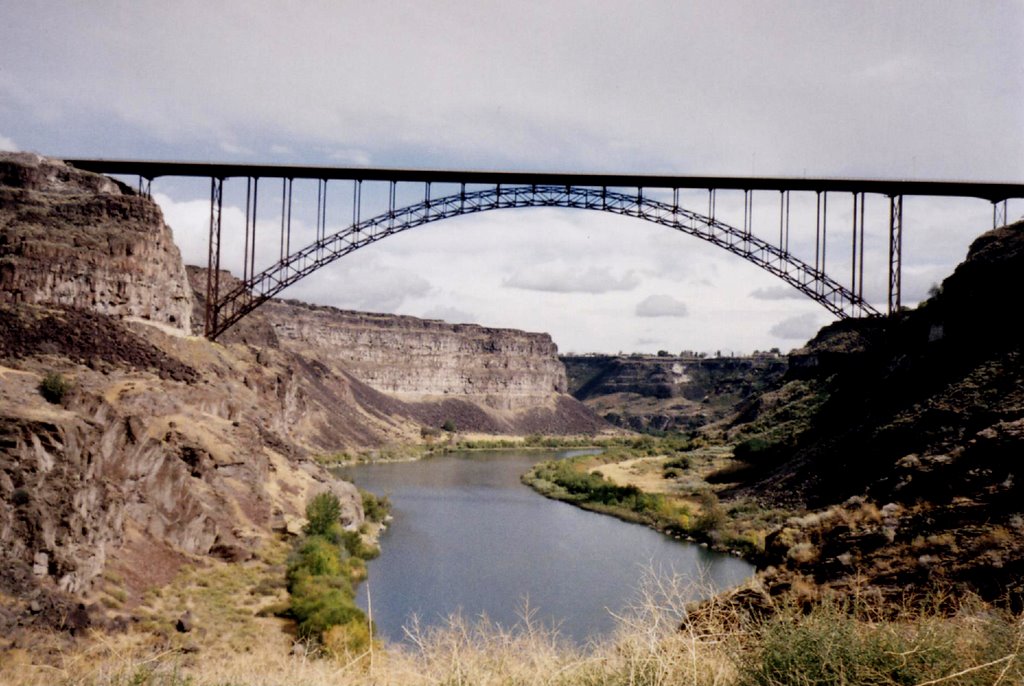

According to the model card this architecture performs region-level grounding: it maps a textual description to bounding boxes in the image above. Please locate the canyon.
[0,153,603,638]
[563,352,787,433]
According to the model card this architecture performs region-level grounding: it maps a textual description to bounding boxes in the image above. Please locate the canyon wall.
[0,153,192,332]
[0,153,608,634]
[562,353,787,433]
[265,301,568,412]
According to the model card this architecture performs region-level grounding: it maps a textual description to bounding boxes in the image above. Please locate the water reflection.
[338,450,754,645]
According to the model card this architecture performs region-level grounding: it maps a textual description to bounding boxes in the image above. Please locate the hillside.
[717,220,1024,606]
[0,153,603,643]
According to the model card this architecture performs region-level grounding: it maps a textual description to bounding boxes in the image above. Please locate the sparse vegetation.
[5,573,1021,685]
[359,489,390,524]
[522,436,792,556]
[38,371,72,403]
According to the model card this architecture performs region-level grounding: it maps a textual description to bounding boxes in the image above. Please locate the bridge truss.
[65,160,1024,340]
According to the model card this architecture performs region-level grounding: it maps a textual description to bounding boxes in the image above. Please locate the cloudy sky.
[2,1,1021,353]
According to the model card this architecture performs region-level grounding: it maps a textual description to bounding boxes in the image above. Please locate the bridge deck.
[65,159,1024,202]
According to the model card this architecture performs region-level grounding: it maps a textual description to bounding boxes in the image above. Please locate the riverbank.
[522,437,794,560]
[5,439,1023,685]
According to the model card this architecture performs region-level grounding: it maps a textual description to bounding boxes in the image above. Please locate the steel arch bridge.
[214,184,874,339]
[64,159,1024,340]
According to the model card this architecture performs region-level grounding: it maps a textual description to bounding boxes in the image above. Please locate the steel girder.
[206,184,880,339]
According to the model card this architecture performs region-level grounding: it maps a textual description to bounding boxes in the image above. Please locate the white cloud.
[288,256,432,313]
[0,134,18,152]
[769,313,823,340]
[750,285,803,300]
[635,294,689,318]
[218,141,254,156]
[330,148,372,166]
[504,264,639,294]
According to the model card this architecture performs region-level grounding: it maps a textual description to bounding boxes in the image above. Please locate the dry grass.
[2,569,1022,686]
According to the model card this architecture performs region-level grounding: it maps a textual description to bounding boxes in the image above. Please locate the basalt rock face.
[0,153,193,332]
[0,304,365,633]
[267,301,568,411]
[186,267,602,436]
[724,221,1024,606]
[563,354,787,433]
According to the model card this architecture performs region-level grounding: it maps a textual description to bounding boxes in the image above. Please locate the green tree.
[305,492,342,537]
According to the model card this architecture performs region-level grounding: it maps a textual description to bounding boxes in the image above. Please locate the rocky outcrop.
[724,221,1024,606]
[563,354,786,433]
[0,153,192,332]
[0,305,364,628]
[266,301,568,411]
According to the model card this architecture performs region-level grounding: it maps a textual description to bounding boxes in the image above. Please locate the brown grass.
[2,568,1021,686]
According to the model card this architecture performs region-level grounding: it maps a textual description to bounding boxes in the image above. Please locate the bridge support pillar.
[993,200,1008,229]
[888,194,903,315]
[204,177,224,338]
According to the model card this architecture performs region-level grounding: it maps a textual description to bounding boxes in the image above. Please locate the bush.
[39,372,72,404]
[664,455,691,471]
[305,492,342,537]
[360,489,391,523]
[288,575,363,641]
[322,618,372,658]
[441,419,457,433]
[733,437,772,461]
[287,536,343,586]
[693,491,726,535]
[740,600,1024,686]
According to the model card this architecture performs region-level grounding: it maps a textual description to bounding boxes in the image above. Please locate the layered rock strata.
[563,354,787,433]
[0,152,192,332]
[266,301,568,411]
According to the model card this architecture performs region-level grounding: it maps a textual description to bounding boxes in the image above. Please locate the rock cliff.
[0,304,365,635]
[721,221,1024,606]
[563,354,786,433]
[0,153,192,332]
[266,301,568,411]
[0,154,606,638]
[188,268,603,438]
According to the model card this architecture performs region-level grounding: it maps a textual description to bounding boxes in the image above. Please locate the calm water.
[338,450,754,645]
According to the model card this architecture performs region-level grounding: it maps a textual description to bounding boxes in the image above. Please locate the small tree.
[304,492,342,537]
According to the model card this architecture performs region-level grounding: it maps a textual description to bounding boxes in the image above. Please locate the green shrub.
[740,600,1023,686]
[287,536,343,587]
[39,372,72,404]
[693,491,726,535]
[664,455,691,471]
[288,574,364,641]
[340,529,379,560]
[441,419,457,433]
[733,437,772,460]
[304,492,342,537]
[360,489,391,523]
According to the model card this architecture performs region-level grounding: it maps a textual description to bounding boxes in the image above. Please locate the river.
[337,449,754,645]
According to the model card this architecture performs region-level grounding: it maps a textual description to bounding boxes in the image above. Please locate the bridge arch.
[209,184,879,339]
